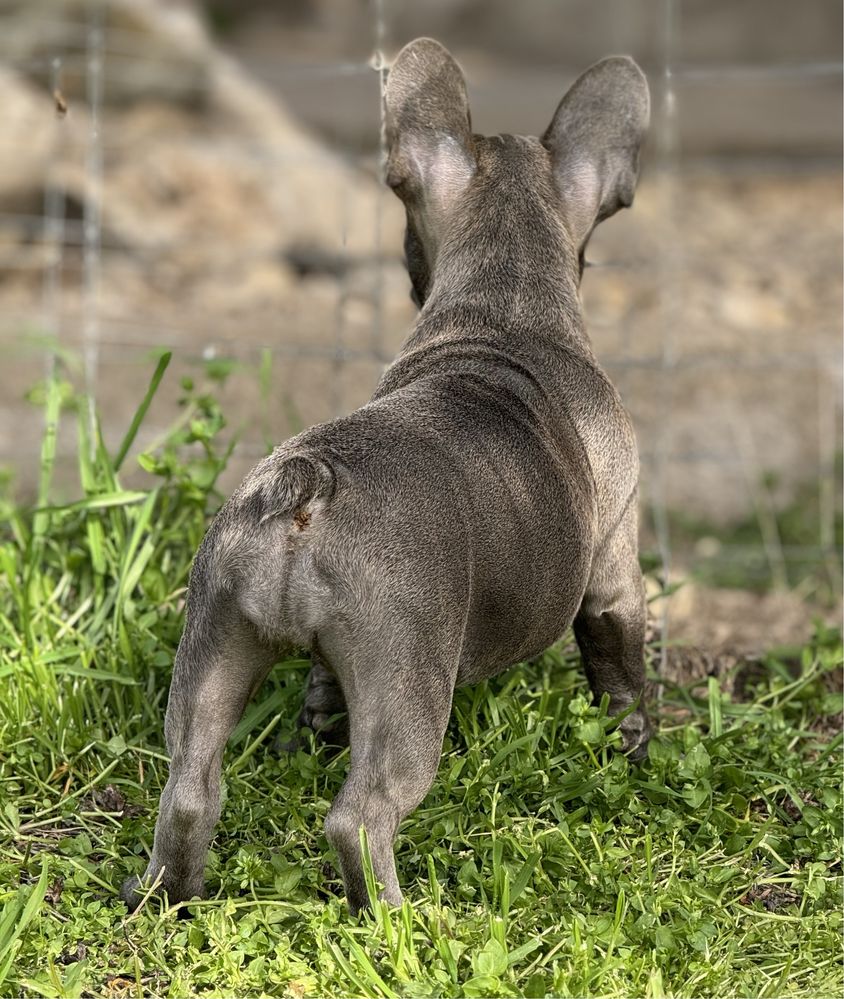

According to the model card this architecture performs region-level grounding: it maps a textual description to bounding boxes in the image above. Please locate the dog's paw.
[120,873,205,915]
[119,875,144,911]
[618,708,651,763]
[624,737,650,763]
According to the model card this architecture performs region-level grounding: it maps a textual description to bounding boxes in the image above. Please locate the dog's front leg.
[299,655,349,744]
[573,501,651,759]
[276,655,349,754]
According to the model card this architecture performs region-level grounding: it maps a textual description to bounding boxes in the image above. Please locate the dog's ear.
[542,56,649,248]
[385,38,475,214]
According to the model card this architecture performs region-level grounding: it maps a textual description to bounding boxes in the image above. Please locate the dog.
[121,38,651,916]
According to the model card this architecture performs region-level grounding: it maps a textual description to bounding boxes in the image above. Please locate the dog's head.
[385,38,649,308]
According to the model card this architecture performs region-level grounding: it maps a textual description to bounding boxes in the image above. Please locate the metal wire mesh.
[2,0,842,622]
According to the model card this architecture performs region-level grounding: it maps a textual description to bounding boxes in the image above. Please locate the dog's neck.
[409,191,592,355]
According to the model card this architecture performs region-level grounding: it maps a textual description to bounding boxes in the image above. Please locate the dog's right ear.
[542,56,649,249]
[384,38,475,214]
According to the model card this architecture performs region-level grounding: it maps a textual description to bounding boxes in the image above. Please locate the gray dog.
[121,38,651,916]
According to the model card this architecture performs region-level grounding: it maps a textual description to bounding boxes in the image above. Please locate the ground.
[1,6,840,996]
[0,372,841,999]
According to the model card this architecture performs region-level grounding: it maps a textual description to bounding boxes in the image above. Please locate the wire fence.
[2,0,842,625]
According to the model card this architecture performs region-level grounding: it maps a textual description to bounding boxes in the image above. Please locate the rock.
[0,65,56,209]
[0,0,212,107]
[0,0,403,340]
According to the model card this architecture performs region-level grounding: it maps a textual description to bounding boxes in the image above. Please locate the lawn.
[1,359,842,998]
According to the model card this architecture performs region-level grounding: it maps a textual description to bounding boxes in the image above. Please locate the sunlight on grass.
[1,360,841,998]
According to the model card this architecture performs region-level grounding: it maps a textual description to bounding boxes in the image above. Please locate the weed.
[643,459,843,603]
[1,360,841,998]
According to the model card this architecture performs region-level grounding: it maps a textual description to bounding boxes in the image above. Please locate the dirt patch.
[740,884,801,912]
[650,576,827,656]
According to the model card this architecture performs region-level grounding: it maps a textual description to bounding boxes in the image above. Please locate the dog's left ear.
[384,38,475,214]
[543,56,649,248]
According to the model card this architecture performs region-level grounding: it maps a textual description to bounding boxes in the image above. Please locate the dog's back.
[221,370,588,678]
[215,125,640,682]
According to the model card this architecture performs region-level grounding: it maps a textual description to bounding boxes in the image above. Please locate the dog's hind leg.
[121,597,277,908]
[573,499,651,759]
[323,633,456,914]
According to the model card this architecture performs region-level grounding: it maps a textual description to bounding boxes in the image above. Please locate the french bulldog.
[122,37,651,916]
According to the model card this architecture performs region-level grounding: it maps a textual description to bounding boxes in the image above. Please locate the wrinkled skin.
[121,39,652,916]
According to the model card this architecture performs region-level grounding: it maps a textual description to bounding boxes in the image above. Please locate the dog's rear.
[122,38,651,916]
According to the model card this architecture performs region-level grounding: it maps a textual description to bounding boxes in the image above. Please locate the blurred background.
[1,0,841,662]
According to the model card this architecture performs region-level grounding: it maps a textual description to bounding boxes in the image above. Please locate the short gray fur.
[121,38,652,916]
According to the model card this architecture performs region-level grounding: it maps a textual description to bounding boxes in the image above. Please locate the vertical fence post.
[82,0,104,455]
[371,0,388,365]
[652,0,681,685]
[42,56,66,384]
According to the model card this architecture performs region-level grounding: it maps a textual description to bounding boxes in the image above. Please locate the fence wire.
[2,0,842,630]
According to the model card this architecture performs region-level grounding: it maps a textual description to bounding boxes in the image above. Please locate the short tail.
[235,452,336,524]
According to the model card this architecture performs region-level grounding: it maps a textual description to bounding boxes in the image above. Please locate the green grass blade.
[510,849,542,903]
[34,491,150,514]
[112,351,171,472]
[113,490,158,626]
[29,376,61,554]
[0,860,49,986]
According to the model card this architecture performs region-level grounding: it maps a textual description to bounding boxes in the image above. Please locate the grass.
[642,460,843,604]
[1,356,842,998]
